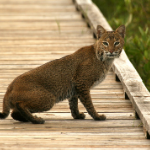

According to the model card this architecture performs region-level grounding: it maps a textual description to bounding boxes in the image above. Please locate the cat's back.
[9,45,95,91]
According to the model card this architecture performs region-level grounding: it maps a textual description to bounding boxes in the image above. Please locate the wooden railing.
[73,0,150,139]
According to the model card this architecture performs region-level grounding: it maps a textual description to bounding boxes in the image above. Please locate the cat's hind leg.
[13,90,56,124]
[11,109,29,122]
[68,95,85,119]
[16,102,45,124]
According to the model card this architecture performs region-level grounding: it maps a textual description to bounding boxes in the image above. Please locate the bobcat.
[0,25,125,124]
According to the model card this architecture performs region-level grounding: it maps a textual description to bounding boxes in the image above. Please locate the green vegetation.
[92,0,150,91]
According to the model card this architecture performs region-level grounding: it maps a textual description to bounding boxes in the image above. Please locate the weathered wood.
[0,126,143,133]
[0,102,133,113]
[74,0,150,138]
[0,22,87,31]
[0,15,82,22]
[0,5,77,13]
[4,112,135,120]
[0,148,150,150]
[0,140,150,148]
[0,146,150,150]
[0,0,150,149]
[0,119,143,128]
[0,38,95,43]
[0,0,72,4]
[131,97,150,138]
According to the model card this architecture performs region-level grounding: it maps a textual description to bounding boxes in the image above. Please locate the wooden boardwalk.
[0,0,150,149]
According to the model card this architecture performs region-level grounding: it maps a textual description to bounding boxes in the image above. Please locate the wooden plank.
[0,106,134,113]
[0,92,126,101]
[4,112,135,120]
[0,146,150,150]
[0,134,147,142]
[1,11,81,16]
[0,21,87,31]
[0,36,93,40]
[0,101,131,109]
[46,106,132,113]
[0,5,77,12]
[0,26,88,32]
[0,145,150,150]
[0,31,93,39]
[0,47,79,51]
[0,96,126,102]
[0,140,149,148]
[0,97,126,102]
[0,134,145,140]
[0,0,72,4]
[0,51,75,54]
[0,42,93,47]
[0,15,82,21]
[0,95,125,100]
[0,127,144,134]
[0,119,142,128]
[0,3,74,6]
[0,148,150,150]
[0,39,95,45]
[130,97,150,138]
[0,30,92,35]
[0,126,143,133]
[0,135,146,142]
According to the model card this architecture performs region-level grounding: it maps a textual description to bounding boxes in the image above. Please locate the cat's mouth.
[96,51,120,61]
[106,53,120,58]
[106,53,119,58]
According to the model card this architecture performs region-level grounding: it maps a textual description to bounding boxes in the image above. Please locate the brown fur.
[0,25,125,124]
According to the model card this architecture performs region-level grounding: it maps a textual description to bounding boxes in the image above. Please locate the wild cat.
[0,25,125,124]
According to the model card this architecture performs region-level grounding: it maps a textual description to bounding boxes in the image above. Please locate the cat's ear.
[97,25,106,39]
[115,25,126,38]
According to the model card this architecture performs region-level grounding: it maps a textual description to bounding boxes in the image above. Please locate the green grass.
[92,0,150,91]
[55,19,61,34]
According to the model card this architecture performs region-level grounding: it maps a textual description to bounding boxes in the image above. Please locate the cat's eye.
[102,42,109,47]
[114,42,120,46]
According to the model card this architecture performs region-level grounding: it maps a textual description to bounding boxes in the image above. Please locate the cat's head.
[95,25,125,61]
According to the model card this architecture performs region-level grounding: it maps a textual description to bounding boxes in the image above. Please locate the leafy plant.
[125,27,150,90]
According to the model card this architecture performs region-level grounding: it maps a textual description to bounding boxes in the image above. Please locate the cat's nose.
[109,50,114,54]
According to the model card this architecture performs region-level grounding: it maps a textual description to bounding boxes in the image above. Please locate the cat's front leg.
[68,95,85,119]
[78,90,106,121]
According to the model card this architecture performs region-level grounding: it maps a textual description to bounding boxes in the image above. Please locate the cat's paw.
[74,112,86,119]
[94,114,106,121]
[32,116,45,124]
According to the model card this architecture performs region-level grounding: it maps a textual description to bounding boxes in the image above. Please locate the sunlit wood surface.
[0,0,149,149]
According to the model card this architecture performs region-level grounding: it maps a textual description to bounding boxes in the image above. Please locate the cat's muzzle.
[106,52,120,58]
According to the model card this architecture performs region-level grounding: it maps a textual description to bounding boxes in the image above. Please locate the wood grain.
[0,0,149,149]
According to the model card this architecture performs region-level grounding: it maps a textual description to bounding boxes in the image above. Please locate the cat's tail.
[0,98,10,119]
[0,87,11,119]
